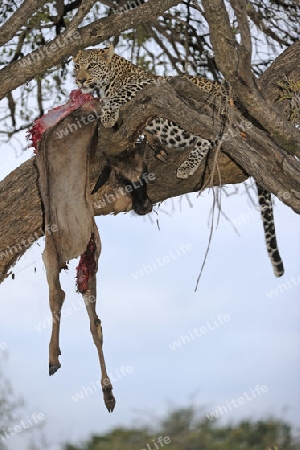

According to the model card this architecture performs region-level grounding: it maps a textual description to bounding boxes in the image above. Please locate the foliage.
[62,405,300,450]
[277,77,300,123]
[0,353,24,450]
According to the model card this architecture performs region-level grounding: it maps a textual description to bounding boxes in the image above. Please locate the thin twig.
[194,187,216,292]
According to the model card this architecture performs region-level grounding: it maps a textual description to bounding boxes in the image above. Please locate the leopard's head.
[73,44,115,93]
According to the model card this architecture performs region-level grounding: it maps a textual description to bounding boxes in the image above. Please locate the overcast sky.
[0,140,299,449]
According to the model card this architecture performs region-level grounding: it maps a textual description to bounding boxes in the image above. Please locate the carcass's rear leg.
[78,232,115,412]
[83,276,115,412]
[43,243,65,375]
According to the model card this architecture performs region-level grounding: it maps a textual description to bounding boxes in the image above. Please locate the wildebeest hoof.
[103,387,116,413]
[49,363,61,376]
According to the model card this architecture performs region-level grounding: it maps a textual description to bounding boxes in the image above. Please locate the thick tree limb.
[0,0,49,47]
[229,0,252,86]
[0,0,182,100]
[0,39,299,284]
[91,79,300,212]
[202,0,300,157]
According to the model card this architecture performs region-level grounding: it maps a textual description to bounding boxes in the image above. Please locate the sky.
[0,150,299,449]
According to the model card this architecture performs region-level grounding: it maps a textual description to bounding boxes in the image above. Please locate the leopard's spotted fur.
[73,45,284,277]
[73,45,225,179]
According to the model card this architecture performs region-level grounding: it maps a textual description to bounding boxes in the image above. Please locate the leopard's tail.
[256,184,284,277]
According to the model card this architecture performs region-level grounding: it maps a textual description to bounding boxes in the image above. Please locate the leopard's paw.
[101,108,119,128]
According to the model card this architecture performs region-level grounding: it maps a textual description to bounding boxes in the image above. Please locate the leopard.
[73,44,226,179]
[73,44,284,277]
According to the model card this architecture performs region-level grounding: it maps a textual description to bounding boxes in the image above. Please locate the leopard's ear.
[102,43,114,62]
[73,50,83,63]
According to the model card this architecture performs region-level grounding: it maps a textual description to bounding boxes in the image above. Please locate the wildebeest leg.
[77,231,115,412]
[83,274,115,412]
[42,240,65,375]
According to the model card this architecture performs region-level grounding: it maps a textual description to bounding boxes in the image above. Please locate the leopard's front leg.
[101,101,121,128]
[101,80,156,128]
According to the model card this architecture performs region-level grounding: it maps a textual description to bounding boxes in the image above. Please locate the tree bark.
[0,0,49,47]
[0,0,182,100]
[202,0,300,157]
[0,40,299,284]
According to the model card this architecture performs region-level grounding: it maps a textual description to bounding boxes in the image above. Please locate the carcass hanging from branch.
[29,88,154,413]
[32,91,116,412]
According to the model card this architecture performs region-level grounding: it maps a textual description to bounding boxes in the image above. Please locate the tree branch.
[0,37,299,284]
[0,0,49,47]
[246,3,287,47]
[92,78,300,212]
[0,0,182,101]
[201,0,300,158]
[64,0,97,33]
[229,0,252,86]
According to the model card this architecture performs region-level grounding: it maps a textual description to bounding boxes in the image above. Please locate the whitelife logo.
[206,385,269,421]
[0,413,45,442]
[131,243,193,280]
[169,313,231,351]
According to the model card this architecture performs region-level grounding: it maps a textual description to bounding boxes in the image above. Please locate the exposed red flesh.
[27,89,97,152]
[76,233,97,294]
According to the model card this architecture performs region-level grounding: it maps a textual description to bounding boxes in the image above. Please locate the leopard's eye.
[74,63,80,70]
[87,62,97,69]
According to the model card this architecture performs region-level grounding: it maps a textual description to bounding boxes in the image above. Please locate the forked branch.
[0,42,299,283]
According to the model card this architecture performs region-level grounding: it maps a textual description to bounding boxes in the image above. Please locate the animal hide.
[33,93,116,412]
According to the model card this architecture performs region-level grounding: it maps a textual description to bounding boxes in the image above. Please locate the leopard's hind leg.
[176,138,213,179]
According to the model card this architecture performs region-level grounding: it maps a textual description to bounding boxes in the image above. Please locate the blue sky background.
[0,148,299,449]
